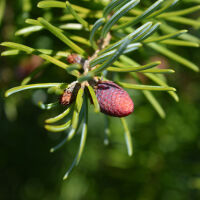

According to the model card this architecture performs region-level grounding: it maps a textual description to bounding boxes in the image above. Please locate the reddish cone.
[95,81,134,117]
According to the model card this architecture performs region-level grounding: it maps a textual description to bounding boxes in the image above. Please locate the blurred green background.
[0,0,200,200]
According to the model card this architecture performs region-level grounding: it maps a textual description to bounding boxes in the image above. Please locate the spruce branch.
[1,0,199,179]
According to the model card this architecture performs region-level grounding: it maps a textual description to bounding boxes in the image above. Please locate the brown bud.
[67,54,81,64]
[59,83,81,106]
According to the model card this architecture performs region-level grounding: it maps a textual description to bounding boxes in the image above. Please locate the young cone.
[95,81,134,117]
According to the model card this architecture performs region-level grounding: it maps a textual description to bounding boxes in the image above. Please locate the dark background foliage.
[0,0,200,199]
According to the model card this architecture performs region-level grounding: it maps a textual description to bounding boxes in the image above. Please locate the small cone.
[95,81,134,117]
